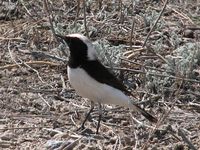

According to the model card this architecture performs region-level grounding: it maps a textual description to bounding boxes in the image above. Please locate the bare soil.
[0,0,200,149]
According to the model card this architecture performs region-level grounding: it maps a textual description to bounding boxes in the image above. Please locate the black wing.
[81,60,157,123]
[81,60,132,95]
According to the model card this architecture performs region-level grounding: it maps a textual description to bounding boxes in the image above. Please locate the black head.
[56,33,97,68]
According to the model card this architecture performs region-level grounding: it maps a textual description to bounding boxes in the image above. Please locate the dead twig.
[73,0,81,26]
[38,93,51,108]
[129,0,138,48]
[22,60,46,83]
[178,128,197,150]
[0,126,51,131]
[141,0,169,64]
[8,40,21,69]
[120,57,169,73]
[43,0,56,36]
[60,74,68,95]
[0,37,23,41]
[107,66,200,84]
[130,17,135,48]
[64,137,83,150]
[83,0,89,37]
[0,61,59,70]
[30,51,67,62]
[167,6,194,24]
[0,114,53,118]
[142,0,169,47]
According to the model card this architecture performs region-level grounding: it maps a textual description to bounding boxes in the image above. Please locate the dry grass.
[0,0,200,149]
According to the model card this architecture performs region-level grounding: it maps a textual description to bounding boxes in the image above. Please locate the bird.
[56,33,157,134]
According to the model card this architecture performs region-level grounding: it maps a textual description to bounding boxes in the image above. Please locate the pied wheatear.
[56,33,157,134]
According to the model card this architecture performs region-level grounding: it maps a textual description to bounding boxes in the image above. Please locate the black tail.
[133,103,157,123]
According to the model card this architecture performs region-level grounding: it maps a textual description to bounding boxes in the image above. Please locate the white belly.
[67,66,130,107]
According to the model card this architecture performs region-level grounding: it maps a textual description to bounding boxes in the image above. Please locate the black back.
[81,60,131,94]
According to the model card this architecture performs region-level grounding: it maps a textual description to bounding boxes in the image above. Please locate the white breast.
[67,66,131,107]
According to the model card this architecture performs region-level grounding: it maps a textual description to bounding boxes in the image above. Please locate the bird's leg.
[96,102,102,134]
[78,101,94,131]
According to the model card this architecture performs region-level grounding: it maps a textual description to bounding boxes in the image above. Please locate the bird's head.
[56,33,97,62]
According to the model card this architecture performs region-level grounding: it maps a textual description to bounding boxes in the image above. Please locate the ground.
[0,0,200,149]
